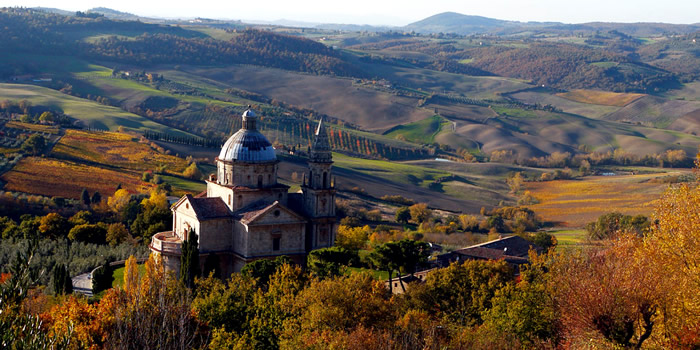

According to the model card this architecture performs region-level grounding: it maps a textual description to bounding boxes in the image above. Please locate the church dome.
[218,109,276,163]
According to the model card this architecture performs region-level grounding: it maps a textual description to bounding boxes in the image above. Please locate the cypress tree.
[90,191,102,204]
[52,264,72,295]
[179,228,200,289]
[80,188,91,206]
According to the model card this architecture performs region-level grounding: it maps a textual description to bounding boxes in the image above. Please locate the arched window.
[323,172,328,189]
[258,175,263,188]
[309,171,313,186]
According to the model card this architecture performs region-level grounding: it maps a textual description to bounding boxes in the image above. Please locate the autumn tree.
[183,162,202,180]
[506,172,524,194]
[408,203,432,224]
[550,235,664,348]
[131,190,171,241]
[335,224,370,251]
[38,212,69,238]
[106,222,130,246]
[123,255,139,293]
[643,182,700,347]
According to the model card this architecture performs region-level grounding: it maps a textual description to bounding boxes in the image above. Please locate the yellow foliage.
[336,225,370,251]
[140,190,169,211]
[108,189,132,213]
[123,255,139,294]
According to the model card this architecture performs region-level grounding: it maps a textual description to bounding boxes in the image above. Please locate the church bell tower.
[302,118,336,252]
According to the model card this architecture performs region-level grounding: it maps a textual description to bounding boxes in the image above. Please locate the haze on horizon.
[2,0,699,26]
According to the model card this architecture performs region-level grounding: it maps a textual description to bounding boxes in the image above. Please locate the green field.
[550,229,587,247]
[345,266,390,280]
[162,175,207,194]
[333,152,451,189]
[0,83,193,137]
[112,263,146,288]
[384,115,450,143]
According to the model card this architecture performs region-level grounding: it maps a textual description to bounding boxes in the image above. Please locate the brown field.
[52,130,189,173]
[1,157,152,199]
[525,172,684,227]
[166,65,434,132]
[557,89,645,107]
[5,121,60,134]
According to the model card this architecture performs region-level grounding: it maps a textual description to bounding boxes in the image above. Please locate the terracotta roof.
[236,200,307,225]
[453,246,528,264]
[460,235,535,258]
[238,201,277,223]
[186,195,231,219]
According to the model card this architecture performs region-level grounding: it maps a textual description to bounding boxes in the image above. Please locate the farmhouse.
[150,109,336,276]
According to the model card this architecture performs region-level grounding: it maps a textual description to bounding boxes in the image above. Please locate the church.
[150,109,336,277]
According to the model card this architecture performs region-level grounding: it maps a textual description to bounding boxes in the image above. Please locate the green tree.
[20,134,45,156]
[240,255,291,289]
[307,246,357,279]
[586,212,649,240]
[395,206,411,224]
[482,255,560,346]
[396,239,431,278]
[407,259,514,326]
[91,260,113,294]
[0,240,71,348]
[68,223,107,244]
[180,229,200,289]
[38,111,54,123]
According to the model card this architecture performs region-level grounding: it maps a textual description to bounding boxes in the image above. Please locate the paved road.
[72,272,93,297]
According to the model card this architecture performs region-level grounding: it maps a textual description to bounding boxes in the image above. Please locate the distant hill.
[404,11,700,36]
[32,7,74,16]
[403,12,550,34]
[87,7,146,21]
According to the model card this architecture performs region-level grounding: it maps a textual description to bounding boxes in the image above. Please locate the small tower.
[302,118,336,252]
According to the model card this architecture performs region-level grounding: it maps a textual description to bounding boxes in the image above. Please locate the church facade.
[150,109,336,277]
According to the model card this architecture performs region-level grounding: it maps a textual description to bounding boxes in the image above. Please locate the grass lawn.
[112,264,146,288]
[550,229,587,246]
[345,267,389,281]
[162,174,207,194]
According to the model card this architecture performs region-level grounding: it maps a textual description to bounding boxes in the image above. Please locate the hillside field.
[52,130,189,174]
[0,83,193,137]
[525,171,686,227]
[1,157,151,199]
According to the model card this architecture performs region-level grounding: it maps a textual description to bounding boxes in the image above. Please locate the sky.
[2,0,699,26]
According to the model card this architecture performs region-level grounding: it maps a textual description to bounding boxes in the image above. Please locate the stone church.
[150,109,336,276]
